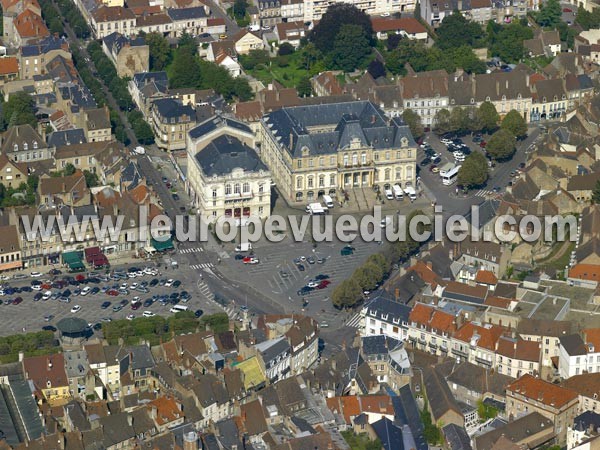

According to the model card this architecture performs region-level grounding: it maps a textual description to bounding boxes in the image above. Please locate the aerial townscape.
[0,0,600,447]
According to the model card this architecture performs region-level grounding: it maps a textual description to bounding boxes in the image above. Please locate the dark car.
[172,280,181,288]
[143,298,154,307]
[12,297,23,305]
[234,254,245,260]
[131,302,141,310]
[180,291,190,301]
[149,278,159,287]
[21,286,32,293]
[172,193,180,201]
[340,245,355,256]
[432,157,441,164]
[315,274,330,280]
[33,292,43,301]
[101,301,111,309]
[297,286,314,296]
[419,158,431,167]
[194,309,204,318]
[42,325,57,332]
[93,323,102,331]
[296,263,305,271]
[91,287,100,294]
[63,289,72,297]
[120,299,128,306]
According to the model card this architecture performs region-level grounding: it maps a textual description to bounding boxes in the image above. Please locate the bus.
[441,165,461,185]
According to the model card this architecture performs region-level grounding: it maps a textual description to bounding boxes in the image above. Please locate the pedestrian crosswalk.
[346,313,362,328]
[224,305,237,319]
[474,189,496,198]
[179,247,204,254]
[197,280,215,302]
[191,263,215,270]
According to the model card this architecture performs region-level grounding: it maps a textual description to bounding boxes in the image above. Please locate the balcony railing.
[452,347,469,358]
[475,356,493,367]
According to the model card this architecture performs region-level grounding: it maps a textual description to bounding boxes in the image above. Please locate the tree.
[488,21,533,63]
[449,107,471,133]
[83,170,99,188]
[169,46,201,88]
[536,0,561,27]
[145,32,171,70]
[592,179,600,204]
[387,33,403,51]
[421,402,443,445]
[501,109,527,138]
[367,59,386,79]
[297,76,312,97]
[458,152,489,189]
[434,108,452,133]
[239,49,270,70]
[233,0,247,18]
[354,262,384,291]
[331,278,362,309]
[64,163,76,176]
[476,101,500,132]
[436,11,484,49]
[402,109,424,139]
[486,129,516,160]
[309,3,373,53]
[477,400,498,422]
[1,91,37,130]
[330,24,371,72]
[278,42,295,56]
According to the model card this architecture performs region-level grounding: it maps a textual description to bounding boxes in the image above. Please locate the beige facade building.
[259,101,417,204]
[187,115,271,222]
[151,98,196,151]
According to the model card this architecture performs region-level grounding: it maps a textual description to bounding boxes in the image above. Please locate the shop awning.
[62,251,83,264]
[151,237,174,252]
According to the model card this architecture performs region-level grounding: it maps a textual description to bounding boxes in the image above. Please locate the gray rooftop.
[194,134,267,177]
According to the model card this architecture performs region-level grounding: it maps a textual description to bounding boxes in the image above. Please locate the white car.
[261,25,271,30]
[130,283,139,290]
[30,272,42,278]
[120,282,128,290]
[80,287,91,296]
[249,24,260,32]
[380,12,390,16]
[70,305,81,313]
[165,279,175,287]
[132,296,141,304]
[307,281,319,288]
[126,314,135,321]
[42,291,52,301]
[31,284,42,291]
[143,267,155,275]
[142,311,155,318]
[128,272,137,278]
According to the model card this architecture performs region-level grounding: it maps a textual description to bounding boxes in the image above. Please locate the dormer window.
[502,95,506,101]
[23,143,28,150]
[486,96,490,101]
[470,98,475,104]
[33,141,38,149]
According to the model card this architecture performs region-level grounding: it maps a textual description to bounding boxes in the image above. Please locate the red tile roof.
[147,396,182,426]
[475,270,498,285]
[410,261,445,288]
[454,322,504,351]
[569,264,600,281]
[484,296,513,309]
[507,374,578,408]
[583,328,600,351]
[0,57,18,75]
[496,336,541,362]
[371,17,427,34]
[325,395,394,424]
[13,9,48,39]
[23,353,68,392]
[409,303,456,334]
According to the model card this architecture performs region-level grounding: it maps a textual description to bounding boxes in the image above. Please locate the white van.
[392,184,404,200]
[235,243,252,252]
[305,203,328,215]
[322,194,334,208]
[170,305,189,313]
[384,188,394,200]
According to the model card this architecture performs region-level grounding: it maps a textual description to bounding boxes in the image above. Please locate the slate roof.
[132,71,168,91]
[447,361,511,397]
[189,115,252,140]
[371,417,405,450]
[167,6,207,20]
[47,129,86,147]
[392,384,428,450]
[361,335,403,356]
[103,32,146,56]
[362,295,411,326]
[263,100,415,158]
[20,35,68,57]
[474,412,553,450]
[194,134,267,177]
[423,366,462,423]
[443,423,472,450]
[560,334,588,356]
[152,98,194,120]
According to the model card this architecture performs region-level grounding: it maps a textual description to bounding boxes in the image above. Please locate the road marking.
[474,189,495,198]
[179,247,204,254]
[191,263,214,270]
[346,313,362,328]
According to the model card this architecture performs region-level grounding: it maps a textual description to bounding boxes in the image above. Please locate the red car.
[76,274,86,282]
[12,297,23,305]
[479,141,487,148]
[107,289,119,296]
[317,280,331,289]
[242,256,260,264]
[563,7,572,12]
[41,283,52,290]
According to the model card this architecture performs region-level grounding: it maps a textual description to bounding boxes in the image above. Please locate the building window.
[242,182,250,193]
[329,174,335,186]
[225,184,231,195]
[296,177,302,189]
[319,175,325,187]
[307,177,314,188]
[385,169,391,181]
[361,152,366,164]
[319,157,324,167]
[234,183,240,194]
[343,154,348,166]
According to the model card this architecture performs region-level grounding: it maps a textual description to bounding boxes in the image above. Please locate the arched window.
[242,182,250,193]
[212,188,217,197]
[234,183,240,194]
[343,154,349,166]
[225,184,232,195]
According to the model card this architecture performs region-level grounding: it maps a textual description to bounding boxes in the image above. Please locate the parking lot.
[0,266,202,336]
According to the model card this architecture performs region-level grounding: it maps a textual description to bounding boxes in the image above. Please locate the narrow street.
[52,0,138,146]
[202,0,240,36]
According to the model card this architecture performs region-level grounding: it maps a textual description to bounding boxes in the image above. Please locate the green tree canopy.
[450,107,471,133]
[457,152,489,189]
[501,109,528,138]
[434,108,452,133]
[436,11,484,49]
[354,262,384,291]
[330,24,372,72]
[487,21,533,63]
[331,278,362,309]
[278,42,295,56]
[169,45,201,88]
[475,101,500,132]
[402,109,424,139]
[592,179,600,204]
[536,0,561,27]
[2,91,37,130]
[309,3,373,53]
[145,32,171,71]
[297,76,312,97]
[486,129,517,160]
[233,0,248,18]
